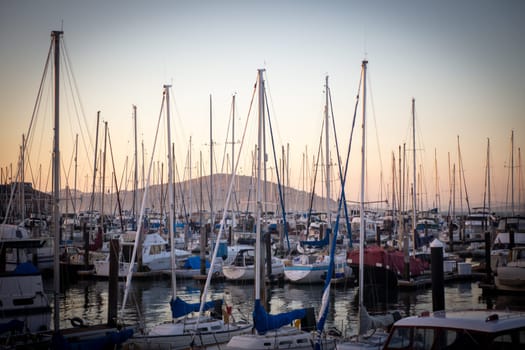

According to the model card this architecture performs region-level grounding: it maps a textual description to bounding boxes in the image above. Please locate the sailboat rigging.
[123,85,251,350]
[225,70,336,350]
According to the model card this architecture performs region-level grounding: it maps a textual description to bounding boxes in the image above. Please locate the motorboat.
[382,309,525,349]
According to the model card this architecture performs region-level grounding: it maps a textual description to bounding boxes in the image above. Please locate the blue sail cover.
[51,328,134,350]
[183,255,210,269]
[253,299,306,335]
[0,319,24,334]
[170,296,216,318]
[299,229,330,247]
[13,262,39,275]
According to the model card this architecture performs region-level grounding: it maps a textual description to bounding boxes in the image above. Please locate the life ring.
[70,317,84,327]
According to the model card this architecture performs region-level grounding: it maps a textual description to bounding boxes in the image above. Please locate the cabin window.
[490,330,525,348]
[211,325,222,331]
[278,340,293,346]
[385,327,412,348]
[413,328,434,350]
[149,245,162,255]
[13,297,34,306]
[296,338,309,344]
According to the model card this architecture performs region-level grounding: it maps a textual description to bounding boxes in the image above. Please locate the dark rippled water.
[44,276,525,336]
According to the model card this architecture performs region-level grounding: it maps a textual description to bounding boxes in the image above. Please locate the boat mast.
[485,139,491,214]
[411,98,417,254]
[358,60,367,335]
[164,85,177,299]
[231,94,236,228]
[74,134,78,219]
[324,75,331,227]
[189,136,193,220]
[101,121,108,232]
[209,94,213,234]
[52,29,63,333]
[511,130,515,215]
[133,105,138,223]
[256,69,265,304]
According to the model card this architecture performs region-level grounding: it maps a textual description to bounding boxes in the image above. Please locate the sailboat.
[337,60,401,350]
[284,76,351,285]
[0,30,133,350]
[123,85,251,350]
[226,70,336,350]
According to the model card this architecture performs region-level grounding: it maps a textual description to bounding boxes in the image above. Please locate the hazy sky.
[1,0,524,212]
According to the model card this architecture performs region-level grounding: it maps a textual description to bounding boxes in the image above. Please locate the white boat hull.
[223,258,284,282]
[284,253,350,284]
[129,317,252,350]
[226,325,336,350]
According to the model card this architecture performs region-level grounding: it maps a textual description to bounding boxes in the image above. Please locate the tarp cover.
[170,296,217,318]
[253,299,306,335]
[183,255,210,269]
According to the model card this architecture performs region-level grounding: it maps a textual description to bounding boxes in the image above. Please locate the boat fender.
[70,317,85,327]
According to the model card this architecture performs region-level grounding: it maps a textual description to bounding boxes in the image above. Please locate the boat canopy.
[170,296,218,319]
[253,299,306,335]
[183,255,210,269]
[300,228,331,248]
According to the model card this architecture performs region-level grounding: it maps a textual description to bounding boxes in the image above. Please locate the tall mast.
[411,98,417,254]
[255,69,265,304]
[164,85,177,297]
[21,134,25,222]
[231,94,236,228]
[511,130,515,215]
[358,60,367,335]
[51,29,63,333]
[209,94,213,233]
[324,75,331,225]
[133,105,138,220]
[189,136,193,219]
[101,121,108,231]
[74,134,78,217]
[485,139,491,213]
[434,149,440,210]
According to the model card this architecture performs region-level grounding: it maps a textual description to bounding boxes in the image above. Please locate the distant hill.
[59,173,337,216]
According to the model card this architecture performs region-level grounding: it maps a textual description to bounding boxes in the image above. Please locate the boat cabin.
[383,310,525,350]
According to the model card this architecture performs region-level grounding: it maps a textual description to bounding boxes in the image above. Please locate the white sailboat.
[92,231,191,278]
[284,76,351,285]
[123,85,251,350]
[0,226,51,335]
[226,70,336,350]
[337,60,401,350]
[222,246,285,281]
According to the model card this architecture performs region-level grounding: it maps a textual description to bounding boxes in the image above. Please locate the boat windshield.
[384,325,525,349]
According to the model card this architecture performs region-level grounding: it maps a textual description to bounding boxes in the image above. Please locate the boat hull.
[129,318,252,350]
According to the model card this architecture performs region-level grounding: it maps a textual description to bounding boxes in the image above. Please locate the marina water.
[44,276,525,336]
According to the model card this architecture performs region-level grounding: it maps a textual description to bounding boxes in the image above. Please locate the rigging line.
[327,85,348,217]
[61,39,94,174]
[261,71,284,146]
[2,38,52,224]
[307,119,325,230]
[329,74,362,241]
[457,137,471,214]
[220,97,234,174]
[174,151,190,224]
[171,92,189,154]
[107,127,125,232]
[120,89,166,318]
[413,105,430,210]
[195,71,258,326]
[366,69,385,203]
[264,86,291,252]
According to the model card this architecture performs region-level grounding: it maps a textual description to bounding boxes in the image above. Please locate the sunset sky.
[1,0,524,213]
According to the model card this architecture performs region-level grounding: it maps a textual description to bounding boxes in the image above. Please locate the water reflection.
[44,277,525,334]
